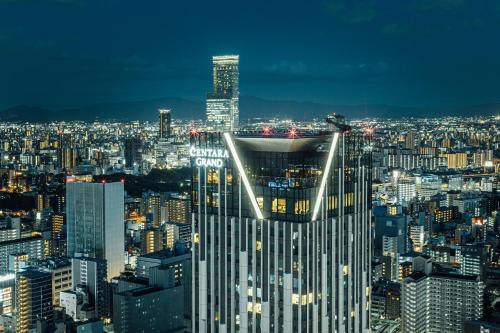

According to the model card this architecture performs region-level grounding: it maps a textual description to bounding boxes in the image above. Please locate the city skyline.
[1,1,500,112]
[0,2,498,333]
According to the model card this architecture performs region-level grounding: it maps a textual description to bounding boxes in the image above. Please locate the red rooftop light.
[363,127,374,136]
[262,127,271,135]
[189,127,199,137]
[288,128,298,138]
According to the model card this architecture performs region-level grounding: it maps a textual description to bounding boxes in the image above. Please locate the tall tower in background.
[191,127,372,332]
[159,109,172,139]
[124,137,142,168]
[66,181,125,280]
[206,55,239,132]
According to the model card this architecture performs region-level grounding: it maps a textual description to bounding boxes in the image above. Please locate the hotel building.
[192,127,372,332]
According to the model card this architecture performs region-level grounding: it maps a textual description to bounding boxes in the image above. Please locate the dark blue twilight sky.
[0,0,499,110]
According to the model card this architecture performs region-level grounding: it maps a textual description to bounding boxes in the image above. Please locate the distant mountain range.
[0,96,498,122]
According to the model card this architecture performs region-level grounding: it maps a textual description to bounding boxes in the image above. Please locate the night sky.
[0,0,499,110]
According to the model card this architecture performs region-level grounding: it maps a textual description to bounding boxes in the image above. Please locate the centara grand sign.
[189,146,229,168]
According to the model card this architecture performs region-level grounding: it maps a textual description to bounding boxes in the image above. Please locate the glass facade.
[206,55,239,131]
[192,130,372,332]
[66,182,124,280]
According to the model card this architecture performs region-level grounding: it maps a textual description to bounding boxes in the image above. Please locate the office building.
[0,236,43,273]
[401,272,484,333]
[159,109,172,139]
[112,267,186,333]
[33,258,72,306]
[192,128,371,332]
[373,205,409,257]
[71,256,108,319]
[206,55,239,132]
[15,269,53,333]
[66,181,124,279]
[123,137,142,168]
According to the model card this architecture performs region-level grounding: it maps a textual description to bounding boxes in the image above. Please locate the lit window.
[328,195,337,209]
[272,198,286,213]
[256,197,264,210]
[294,199,310,214]
[208,170,219,184]
[226,170,233,184]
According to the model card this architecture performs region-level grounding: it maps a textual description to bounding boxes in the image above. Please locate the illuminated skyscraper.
[159,109,172,139]
[66,181,125,280]
[192,127,371,332]
[206,55,239,132]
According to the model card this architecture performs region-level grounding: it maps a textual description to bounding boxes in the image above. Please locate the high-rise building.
[58,147,78,171]
[66,181,125,280]
[32,257,72,306]
[460,243,487,278]
[165,193,191,224]
[123,137,142,168]
[401,272,484,333]
[51,213,64,240]
[141,228,164,254]
[441,152,468,169]
[206,55,239,132]
[113,266,186,333]
[0,236,43,273]
[144,193,162,227]
[159,109,172,139]
[397,177,417,204]
[373,205,409,257]
[71,256,108,319]
[191,128,371,332]
[16,269,54,333]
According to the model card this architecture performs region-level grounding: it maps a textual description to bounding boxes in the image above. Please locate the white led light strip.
[223,132,264,220]
[312,132,340,221]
